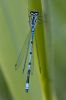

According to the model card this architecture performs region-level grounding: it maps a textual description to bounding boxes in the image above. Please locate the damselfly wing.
[15,32,31,71]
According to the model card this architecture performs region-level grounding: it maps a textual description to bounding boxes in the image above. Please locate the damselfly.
[15,11,42,93]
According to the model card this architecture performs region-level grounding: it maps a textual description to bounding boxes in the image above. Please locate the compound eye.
[30,11,34,15]
[35,11,39,16]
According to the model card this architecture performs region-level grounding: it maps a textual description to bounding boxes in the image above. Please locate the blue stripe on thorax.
[31,16,37,41]
[30,11,39,41]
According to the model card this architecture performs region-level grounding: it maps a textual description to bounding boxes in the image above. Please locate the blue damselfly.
[15,11,44,92]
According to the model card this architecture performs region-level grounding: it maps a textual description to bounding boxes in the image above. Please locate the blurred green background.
[0,0,43,100]
[0,0,66,100]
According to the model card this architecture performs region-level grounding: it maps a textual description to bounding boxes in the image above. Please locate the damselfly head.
[30,11,39,16]
[29,11,39,28]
